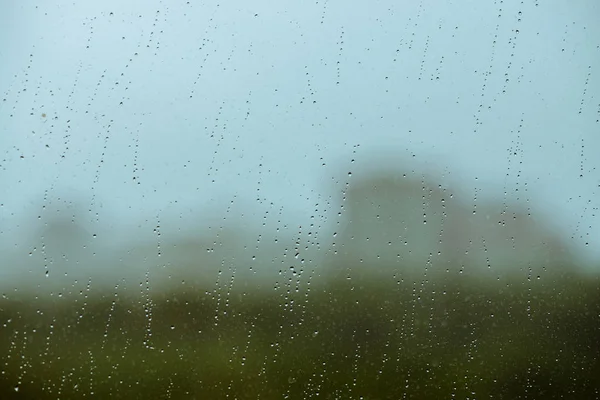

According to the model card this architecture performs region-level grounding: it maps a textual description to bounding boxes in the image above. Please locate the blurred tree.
[10,197,98,293]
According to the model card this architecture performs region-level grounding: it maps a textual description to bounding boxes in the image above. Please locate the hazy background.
[1,0,599,290]
[1,2,600,398]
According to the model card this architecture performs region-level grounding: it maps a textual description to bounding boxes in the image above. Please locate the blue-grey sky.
[1,0,599,275]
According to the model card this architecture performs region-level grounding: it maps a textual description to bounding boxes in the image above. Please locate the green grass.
[1,269,599,399]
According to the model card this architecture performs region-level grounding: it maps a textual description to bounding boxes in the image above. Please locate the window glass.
[1,1,599,398]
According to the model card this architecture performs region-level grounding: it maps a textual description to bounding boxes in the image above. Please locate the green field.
[1,268,598,399]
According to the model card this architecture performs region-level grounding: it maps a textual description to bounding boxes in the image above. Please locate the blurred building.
[325,169,573,282]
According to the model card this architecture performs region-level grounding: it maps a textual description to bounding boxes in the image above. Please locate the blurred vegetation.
[1,169,599,399]
[0,272,598,399]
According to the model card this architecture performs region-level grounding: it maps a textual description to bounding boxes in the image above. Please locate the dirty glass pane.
[1,1,599,398]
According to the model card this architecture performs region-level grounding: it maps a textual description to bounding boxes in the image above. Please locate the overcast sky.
[1,0,599,273]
